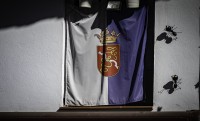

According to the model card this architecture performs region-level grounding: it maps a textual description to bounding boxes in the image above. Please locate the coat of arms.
[95,29,120,77]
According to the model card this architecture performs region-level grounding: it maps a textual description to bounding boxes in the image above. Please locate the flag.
[65,1,148,106]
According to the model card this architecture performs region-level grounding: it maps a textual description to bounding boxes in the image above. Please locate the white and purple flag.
[65,2,148,106]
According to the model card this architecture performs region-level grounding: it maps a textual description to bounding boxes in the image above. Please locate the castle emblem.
[95,28,120,77]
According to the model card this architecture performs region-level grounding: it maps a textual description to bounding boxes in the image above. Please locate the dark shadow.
[0,0,65,29]
[157,106,162,112]
[158,75,182,94]
[156,25,181,44]
[195,81,200,89]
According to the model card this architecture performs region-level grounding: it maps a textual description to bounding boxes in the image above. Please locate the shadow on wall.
[0,0,65,29]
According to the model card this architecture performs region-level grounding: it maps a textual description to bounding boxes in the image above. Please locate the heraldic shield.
[97,44,120,77]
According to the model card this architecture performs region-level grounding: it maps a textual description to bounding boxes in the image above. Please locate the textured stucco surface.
[0,19,65,112]
[0,0,199,112]
[153,0,199,111]
[0,0,65,111]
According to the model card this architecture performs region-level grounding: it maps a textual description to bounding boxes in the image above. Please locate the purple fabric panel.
[108,7,147,105]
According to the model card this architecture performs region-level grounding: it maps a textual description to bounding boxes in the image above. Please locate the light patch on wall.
[0,18,64,112]
[153,0,199,111]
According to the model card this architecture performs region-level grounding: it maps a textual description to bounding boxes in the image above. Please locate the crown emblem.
[95,28,120,44]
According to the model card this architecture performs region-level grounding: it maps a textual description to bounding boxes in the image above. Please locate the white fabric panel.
[65,13,108,106]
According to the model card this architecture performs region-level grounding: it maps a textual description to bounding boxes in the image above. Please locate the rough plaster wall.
[0,2,65,111]
[0,0,199,112]
[153,0,200,111]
